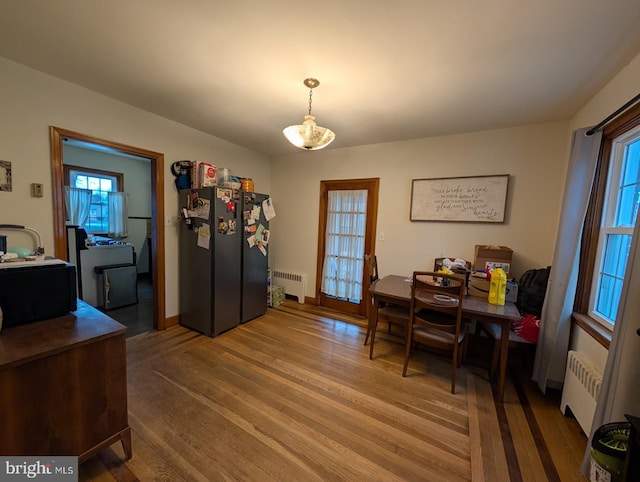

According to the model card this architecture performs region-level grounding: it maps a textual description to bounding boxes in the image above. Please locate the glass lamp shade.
[283,115,335,150]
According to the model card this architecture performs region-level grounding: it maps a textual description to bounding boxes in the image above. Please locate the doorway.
[49,126,167,330]
[316,178,379,316]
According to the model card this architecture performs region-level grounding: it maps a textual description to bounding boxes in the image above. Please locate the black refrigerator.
[178,188,271,336]
[240,191,270,323]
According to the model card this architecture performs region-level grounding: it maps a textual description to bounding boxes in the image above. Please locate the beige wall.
[270,121,569,297]
[0,57,271,318]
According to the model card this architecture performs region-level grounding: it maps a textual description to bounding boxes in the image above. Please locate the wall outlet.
[379,232,385,241]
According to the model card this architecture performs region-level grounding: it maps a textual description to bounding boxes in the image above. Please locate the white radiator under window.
[560,350,602,435]
[271,270,307,304]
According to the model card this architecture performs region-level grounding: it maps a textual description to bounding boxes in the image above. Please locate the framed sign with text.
[410,174,509,222]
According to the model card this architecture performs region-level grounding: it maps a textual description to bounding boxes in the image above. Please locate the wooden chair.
[402,271,467,394]
[364,254,410,359]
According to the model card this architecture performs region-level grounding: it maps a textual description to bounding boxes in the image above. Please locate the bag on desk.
[516,266,550,317]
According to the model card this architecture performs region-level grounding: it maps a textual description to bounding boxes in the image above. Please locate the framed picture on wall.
[410,174,509,222]
[0,160,12,192]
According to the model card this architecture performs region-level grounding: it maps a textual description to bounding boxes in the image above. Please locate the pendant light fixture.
[283,78,335,150]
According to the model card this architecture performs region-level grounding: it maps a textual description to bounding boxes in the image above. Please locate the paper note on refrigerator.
[193,198,210,219]
[197,223,211,249]
[262,198,276,221]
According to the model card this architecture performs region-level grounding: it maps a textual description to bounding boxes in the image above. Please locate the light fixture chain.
[308,89,313,115]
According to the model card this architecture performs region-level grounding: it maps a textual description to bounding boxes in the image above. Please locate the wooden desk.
[369,275,521,401]
[0,300,131,462]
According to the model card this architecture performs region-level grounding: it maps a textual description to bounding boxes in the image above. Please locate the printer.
[0,258,77,329]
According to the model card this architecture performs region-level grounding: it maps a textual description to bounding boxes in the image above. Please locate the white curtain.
[64,187,92,227]
[532,127,603,391]
[108,191,128,238]
[581,210,640,475]
[321,190,367,301]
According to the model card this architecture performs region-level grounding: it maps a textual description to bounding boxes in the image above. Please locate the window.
[589,128,640,325]
[63,165,124,234]
[577,103,640,330]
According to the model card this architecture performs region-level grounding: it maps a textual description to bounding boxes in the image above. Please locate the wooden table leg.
[120,426,132,460]
[498,320,510,401]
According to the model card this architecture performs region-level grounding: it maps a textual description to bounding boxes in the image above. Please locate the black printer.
[0,259,77,329]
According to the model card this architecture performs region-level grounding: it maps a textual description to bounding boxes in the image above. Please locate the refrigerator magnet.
[217,216,228,234]
[217,188,232,199]
[188,192,199,210]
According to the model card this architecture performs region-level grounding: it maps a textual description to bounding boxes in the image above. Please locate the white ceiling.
[1,1,640,157]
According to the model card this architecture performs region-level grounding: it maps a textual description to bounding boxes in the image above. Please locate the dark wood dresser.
[0,300,131,462]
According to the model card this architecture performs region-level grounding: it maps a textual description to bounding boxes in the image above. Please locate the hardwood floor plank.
[517,377,587,482]
[503,378,548,482]
[467,372,485,482]
[471,366,510,481]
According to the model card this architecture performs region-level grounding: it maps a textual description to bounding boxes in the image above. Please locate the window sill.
[572,312,612,350]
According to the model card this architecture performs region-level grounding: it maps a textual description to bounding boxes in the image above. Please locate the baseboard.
[165,314,180,328]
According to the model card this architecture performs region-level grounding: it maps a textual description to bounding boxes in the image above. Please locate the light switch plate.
[31,183,44,197]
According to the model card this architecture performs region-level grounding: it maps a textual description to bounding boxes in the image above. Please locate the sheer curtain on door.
[321,189,367,303]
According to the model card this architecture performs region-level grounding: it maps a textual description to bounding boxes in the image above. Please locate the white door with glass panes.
[317,179,379,316]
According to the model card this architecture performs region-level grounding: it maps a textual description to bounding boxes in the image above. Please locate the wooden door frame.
[315,178,379,316]
[49,126,167,330]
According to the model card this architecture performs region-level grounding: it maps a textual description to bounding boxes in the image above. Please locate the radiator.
[560,350,602,435]
[271,270,307,304]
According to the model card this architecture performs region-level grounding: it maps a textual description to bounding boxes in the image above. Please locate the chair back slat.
[364,254,379,283]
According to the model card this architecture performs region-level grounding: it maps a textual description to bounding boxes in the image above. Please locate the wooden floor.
[79,300,588,481]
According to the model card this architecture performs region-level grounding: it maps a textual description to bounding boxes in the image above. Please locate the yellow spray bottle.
[488,267,507,306]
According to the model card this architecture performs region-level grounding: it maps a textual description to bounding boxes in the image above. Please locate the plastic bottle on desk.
[488,267,507,306]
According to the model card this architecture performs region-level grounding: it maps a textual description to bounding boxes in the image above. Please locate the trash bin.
[590,421,630,482]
